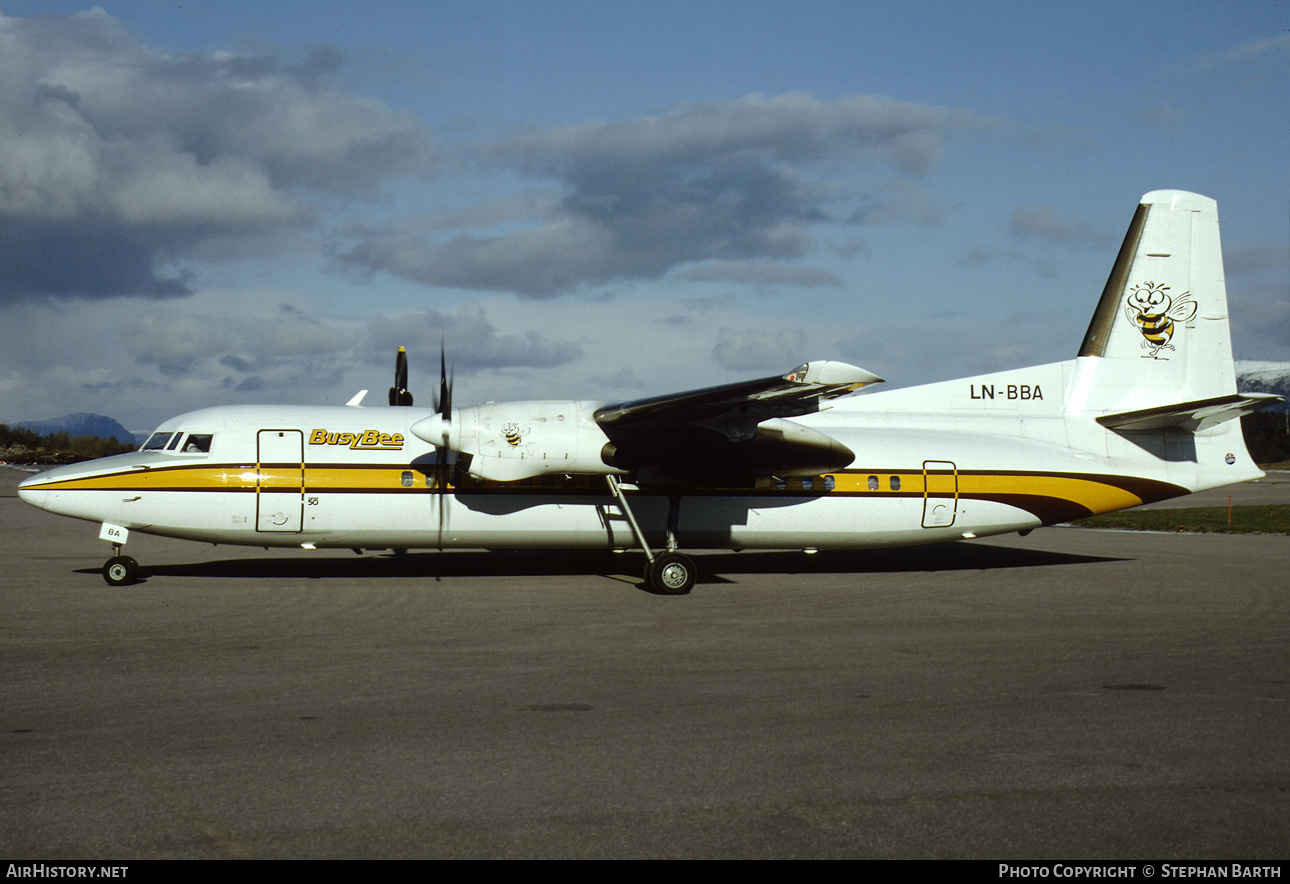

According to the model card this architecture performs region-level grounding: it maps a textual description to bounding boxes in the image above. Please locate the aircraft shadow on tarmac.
[74,541,1127,591]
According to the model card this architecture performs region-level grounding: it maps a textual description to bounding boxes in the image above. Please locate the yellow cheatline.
[26,464,1150,514]
[960,473,1143,514]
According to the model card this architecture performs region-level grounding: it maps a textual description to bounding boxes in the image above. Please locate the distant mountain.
[10,413,137,444]
[1237,361,1290,412]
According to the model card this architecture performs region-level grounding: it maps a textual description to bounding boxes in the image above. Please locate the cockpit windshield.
[141,432,174,451]
[140,432,214,454]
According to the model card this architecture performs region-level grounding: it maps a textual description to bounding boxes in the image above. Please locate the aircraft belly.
[38,482,1057,551]
[684,495,1039,549]
[315,492,1042,551]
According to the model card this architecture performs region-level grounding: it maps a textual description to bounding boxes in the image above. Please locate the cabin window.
[801,477,814,491]
[401,471,414,488]
[142,433,174,451]
[867,475,879,491]
[823,475,835,491]
[775,478,787,491]
[889,476,901,491]
[183,434,213,453]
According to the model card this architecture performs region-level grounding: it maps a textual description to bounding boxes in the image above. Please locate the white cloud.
[338,91,996,298]
[1008,205,1114,249]
[362,303,582,371]
[712,327,810,372]
[0,9,434,302]
[675,262,843,289]
[1194,32,1290,69]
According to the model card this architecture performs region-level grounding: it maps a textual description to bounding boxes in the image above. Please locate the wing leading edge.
[594,360,882,433]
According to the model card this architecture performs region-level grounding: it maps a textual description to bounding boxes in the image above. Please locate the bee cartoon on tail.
[1124,280,1197,359]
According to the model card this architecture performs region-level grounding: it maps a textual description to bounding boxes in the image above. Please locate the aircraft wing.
[593,361,882,434]
[592,361,882,483]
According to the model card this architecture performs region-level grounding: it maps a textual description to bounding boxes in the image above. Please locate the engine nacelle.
[411,400,617,483]
[600,417,854,485]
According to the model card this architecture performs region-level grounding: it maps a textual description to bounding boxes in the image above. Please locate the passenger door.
[257,430,304,533]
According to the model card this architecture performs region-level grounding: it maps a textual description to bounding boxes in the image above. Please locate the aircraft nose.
[17,474,48,510]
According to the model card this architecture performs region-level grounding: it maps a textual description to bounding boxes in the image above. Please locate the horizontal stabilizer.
[1096,393,1281,433]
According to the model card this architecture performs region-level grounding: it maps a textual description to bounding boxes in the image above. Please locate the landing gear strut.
[606,475,696,595]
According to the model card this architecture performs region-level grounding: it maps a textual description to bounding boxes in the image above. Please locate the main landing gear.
[606,476,696,595]
[644,551,696,595]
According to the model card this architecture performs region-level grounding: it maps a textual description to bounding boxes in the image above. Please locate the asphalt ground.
[1,466,1287,859]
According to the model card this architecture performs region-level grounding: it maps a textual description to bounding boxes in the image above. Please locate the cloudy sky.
[1,1,1286,432]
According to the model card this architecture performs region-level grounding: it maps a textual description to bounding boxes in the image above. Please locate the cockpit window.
[140,431,213,453]
[142,432,174,451]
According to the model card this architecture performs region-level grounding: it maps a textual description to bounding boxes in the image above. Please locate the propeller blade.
[435,340,453,547]
[389,347,413,406]
[439,343,453,418]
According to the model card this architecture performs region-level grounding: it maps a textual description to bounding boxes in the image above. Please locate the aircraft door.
[921,460,958,528]
[257,430,304,533]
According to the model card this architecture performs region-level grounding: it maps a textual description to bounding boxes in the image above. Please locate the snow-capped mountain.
[1237,361,1290,412]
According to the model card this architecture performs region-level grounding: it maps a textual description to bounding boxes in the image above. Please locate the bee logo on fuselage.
[309,429,405,450]
[1124,281,1196,359]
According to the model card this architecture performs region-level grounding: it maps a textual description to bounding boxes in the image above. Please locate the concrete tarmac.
[1,467,1287,859]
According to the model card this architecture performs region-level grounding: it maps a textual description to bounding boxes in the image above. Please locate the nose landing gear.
[104,554,140,587]
[100,524,140,586]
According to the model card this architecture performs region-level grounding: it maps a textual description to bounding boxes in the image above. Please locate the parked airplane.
[17,191,1278,593]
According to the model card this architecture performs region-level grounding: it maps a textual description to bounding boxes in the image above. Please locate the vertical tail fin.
[1066,191,1276,490]
[1069,190,1236,416]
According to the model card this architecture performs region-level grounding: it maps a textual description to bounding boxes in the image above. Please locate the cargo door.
[921,460,958,528]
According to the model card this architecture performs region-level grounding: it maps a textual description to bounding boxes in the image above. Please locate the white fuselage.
[16,357,1261,554]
